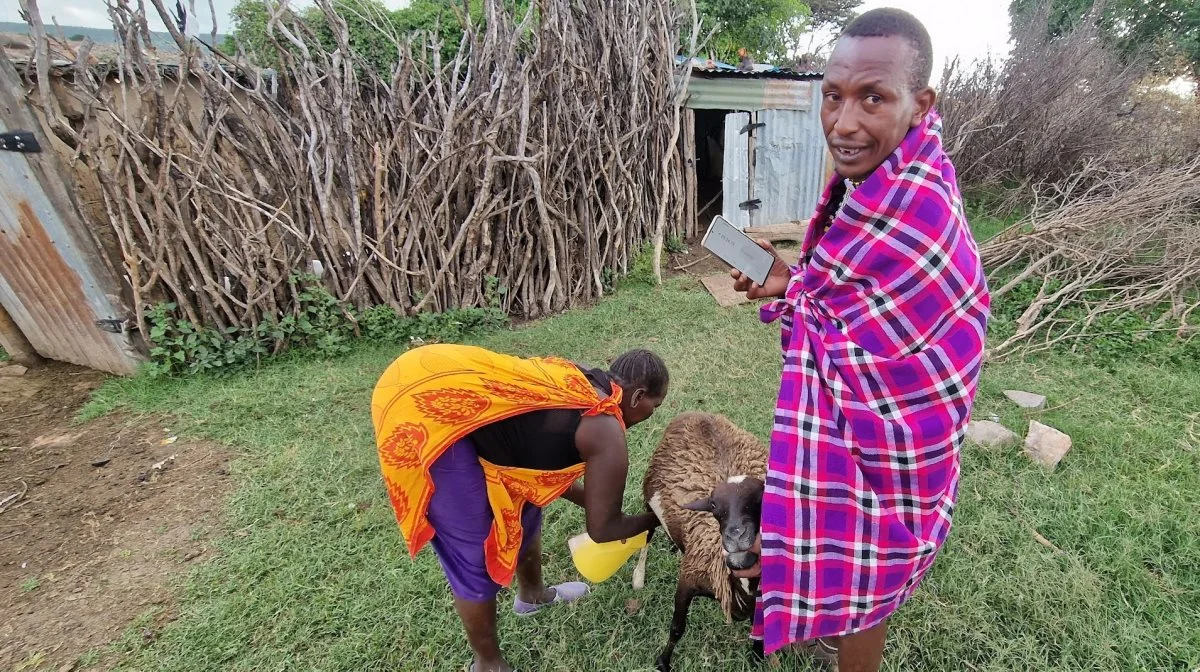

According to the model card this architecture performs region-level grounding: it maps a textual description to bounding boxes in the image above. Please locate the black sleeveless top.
[468,365,614,471]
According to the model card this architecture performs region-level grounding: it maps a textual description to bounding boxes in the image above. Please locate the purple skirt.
[426,436,543,602]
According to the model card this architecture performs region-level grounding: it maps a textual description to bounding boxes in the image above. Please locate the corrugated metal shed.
[678,56,822,112]
[682,59,830,231]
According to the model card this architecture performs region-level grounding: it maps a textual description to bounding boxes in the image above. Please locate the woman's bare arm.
[574,415,658,543]
[561,480,585,507]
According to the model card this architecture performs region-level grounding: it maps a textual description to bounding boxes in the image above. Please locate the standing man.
[729,8,990,671]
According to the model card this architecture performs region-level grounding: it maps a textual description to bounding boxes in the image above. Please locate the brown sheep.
[633,411,768,672]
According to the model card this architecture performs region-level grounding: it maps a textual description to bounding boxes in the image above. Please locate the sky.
[854,0,1013,73]
[5,1,1014,73]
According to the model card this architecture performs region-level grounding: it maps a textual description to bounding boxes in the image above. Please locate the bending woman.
[371,343,669,672]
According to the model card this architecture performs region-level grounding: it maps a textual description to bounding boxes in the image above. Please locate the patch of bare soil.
[0,362,231,671]
[665,236,803,279]
[665,237,734,279]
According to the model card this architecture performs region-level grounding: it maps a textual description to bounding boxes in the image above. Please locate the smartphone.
[701,215,775,287]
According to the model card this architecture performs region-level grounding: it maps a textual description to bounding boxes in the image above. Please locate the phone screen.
[701,216,775,287]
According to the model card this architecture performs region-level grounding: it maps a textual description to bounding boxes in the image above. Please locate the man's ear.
[681,497,713,512]
[911,86,937,127]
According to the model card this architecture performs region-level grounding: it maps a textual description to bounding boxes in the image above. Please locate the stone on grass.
[0,364,28,377]
[966,420,1019,448]
[1024,420,1072,469]
[1003,389,1047,409]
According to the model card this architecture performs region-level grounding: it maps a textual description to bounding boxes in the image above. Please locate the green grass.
[81,278,1200,672]
[966,195,1025,244]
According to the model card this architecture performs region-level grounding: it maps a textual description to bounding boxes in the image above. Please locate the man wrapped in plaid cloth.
[729,8,991,671]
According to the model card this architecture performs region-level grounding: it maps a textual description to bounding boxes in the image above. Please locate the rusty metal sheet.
[684,77,817,112]
[762,80,814,111]
[0,57,140,375]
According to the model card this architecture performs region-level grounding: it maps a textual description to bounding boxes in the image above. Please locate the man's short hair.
[842,8,934,91]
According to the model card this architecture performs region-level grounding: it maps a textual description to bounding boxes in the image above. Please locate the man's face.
[821,35,935,181]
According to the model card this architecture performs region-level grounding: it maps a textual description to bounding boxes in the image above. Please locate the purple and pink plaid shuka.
[752,111,990,653]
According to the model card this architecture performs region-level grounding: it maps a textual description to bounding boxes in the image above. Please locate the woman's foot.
[512,581,590,616]
[516,584,557,605]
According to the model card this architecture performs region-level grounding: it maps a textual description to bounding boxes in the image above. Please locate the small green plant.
[665,234,689,254]
[601,266,617,293]
[144,273,507,377]
[360,304,505,345]
[622,244,659,288]
[13,651,46,672]
[68,33,87,41]
[20,577,40,593]
[483,275,507,311]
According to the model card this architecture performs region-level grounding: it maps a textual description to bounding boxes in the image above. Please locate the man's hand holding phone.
[730,238,790,300]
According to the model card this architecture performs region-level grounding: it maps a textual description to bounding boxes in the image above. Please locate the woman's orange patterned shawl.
[371,344,624,586]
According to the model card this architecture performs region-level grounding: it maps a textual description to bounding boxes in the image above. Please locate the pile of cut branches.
[17,0,697,338]
[980,160,1200,359]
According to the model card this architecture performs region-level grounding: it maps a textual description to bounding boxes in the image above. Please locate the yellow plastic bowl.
[567,530,649,583]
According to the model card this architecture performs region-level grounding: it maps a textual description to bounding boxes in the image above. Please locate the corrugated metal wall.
[0,56,141,375]
[754,108,828,226]
[0,159,140,375]
[686,77,816,112]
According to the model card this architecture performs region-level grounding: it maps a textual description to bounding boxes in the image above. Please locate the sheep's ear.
[681,497,712,512]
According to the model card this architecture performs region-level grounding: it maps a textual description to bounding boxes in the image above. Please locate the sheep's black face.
[682,475,764,571]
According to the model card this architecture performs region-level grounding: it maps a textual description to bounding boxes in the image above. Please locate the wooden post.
[682,107,697,237]
[0,301,42,366]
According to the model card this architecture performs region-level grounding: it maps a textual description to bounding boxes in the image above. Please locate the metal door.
[753,108,826,226]
[721,111,752,229]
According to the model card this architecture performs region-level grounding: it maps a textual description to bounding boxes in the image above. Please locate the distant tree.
[301,0,407,72]
[1010,0,1200,79]
[223,0,490,70]
[694,0,863,65]
[223,0,306,65]
[696,0,811,63]
[807,0,861,33]
[68,33,86,41]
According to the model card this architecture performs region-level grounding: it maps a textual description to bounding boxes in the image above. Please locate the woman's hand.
[730,239,791,300]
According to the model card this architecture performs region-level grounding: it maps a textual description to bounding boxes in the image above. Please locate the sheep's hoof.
[750,639,765,662]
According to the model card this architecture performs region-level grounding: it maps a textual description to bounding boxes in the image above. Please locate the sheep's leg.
[751,638,765,662]
[632,526,655,590]
[655,581,699,672]
[632,545,649,590]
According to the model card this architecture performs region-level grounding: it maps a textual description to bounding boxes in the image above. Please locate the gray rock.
[966,420,1020,448]
[1004,389,1047,409]
[0,364,28,377]
[1024,420,1072,469]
